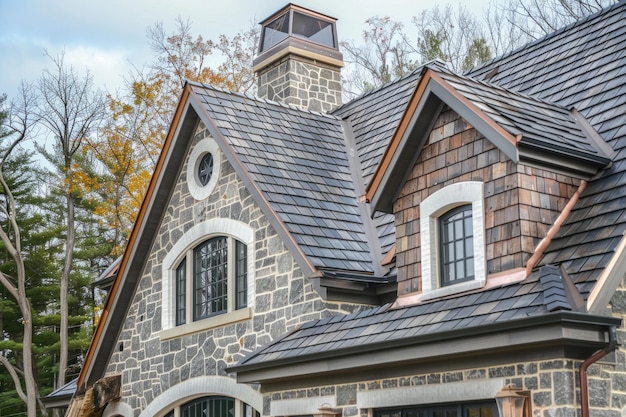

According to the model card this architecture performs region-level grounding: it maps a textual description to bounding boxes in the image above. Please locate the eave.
[229,312,620,386]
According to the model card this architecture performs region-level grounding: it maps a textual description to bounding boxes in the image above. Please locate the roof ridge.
[186,80,343,121]
[467,1,625,76]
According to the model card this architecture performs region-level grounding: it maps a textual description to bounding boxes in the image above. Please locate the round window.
[187,136,221,201]
[197,153,214,186]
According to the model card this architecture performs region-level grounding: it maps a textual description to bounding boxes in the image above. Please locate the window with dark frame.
[165,396,259,417]
[175,259,186,326]
[374,401,497,417]
[194,237,228,320]
[439,205,474,286]
[197,153,214,187]
[174,236,247,325]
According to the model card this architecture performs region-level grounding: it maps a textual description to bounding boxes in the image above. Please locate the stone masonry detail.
[256,55,342,112]
[393,107,581,295]
[105,123,366,415]
[262,358,622,417]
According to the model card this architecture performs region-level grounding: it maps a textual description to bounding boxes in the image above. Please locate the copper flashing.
[77,85,192,390]
[525,180,587,277]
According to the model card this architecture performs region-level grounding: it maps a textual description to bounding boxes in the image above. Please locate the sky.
[0,0,495,101]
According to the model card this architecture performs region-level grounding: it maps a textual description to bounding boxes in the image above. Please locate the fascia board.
[187,89,321,280]
[80,88,197,390]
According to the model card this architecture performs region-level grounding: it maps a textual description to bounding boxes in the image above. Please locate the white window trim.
[161,219,254,338]
[419,181,486,301]
[138,376,262,417]
[187,136,221,201]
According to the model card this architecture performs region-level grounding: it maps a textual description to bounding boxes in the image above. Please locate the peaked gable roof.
[367,61,612,213]
[77,77,413,389]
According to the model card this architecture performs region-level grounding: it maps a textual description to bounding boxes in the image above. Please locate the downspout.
[580,326,617,417]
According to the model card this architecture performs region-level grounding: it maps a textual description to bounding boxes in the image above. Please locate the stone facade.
[260,356,624,417]
[256,55,342,112]
[394,107,581,295]
[104,124,366,415]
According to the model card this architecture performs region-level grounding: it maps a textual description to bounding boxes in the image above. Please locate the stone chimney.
[253,4,343,112]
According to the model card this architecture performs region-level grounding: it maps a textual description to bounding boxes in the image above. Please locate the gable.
[367,63,612,214]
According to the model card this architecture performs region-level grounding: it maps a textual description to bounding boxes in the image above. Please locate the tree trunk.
[57,174,75,390]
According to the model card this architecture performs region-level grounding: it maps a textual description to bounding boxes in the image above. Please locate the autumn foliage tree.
[79,18,259,254]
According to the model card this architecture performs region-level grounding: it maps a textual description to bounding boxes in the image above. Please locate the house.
[65,2,626,417]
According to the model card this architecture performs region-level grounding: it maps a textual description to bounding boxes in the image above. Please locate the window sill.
[160,307,252,340]
[418,279,485,302]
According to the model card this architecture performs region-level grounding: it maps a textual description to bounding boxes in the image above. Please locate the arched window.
[161,219,254,336]
[439,205,474,286]
[419,182,486,301]
[163,396,259,417]
[175,236,247,325]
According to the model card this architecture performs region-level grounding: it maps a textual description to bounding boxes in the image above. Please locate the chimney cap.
[254,3,343,72]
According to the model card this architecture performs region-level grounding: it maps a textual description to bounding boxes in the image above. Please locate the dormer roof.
[367,61,613,213]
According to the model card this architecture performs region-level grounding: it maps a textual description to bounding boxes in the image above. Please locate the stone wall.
[104,124,366,415]
[262,357,622,417]
[393,107,581,295]
[256,55,342,112]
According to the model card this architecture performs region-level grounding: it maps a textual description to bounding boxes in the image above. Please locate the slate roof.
[233,265,594,368]
[41,378,76,407]
[466,1,626,297]
[431,61,611,168]
[333,71,424,259]
[192,86,378,273]
[231,2,626,372]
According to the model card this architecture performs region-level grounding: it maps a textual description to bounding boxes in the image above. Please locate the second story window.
[419,182,486,301]
[175,236,247,325]
[439,205,474,286]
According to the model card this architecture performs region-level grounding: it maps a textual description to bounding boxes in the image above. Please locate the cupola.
[254,3,344,112]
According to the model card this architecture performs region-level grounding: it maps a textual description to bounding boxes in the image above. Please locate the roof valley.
[340,118,386,277]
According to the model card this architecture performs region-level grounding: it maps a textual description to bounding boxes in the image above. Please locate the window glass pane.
[235,240,247,309]
[464,215,473,236]
[466,257,474,278]
[194,237,228,320]
[440,205,474,286]
[261,12,290,51]
[454,219,464,239]
[181,396,234,417]
[456,240,464,258]
[292,12,335,47]
[198,153,214,186]
[176,259,186,325]
[456,261,465,278]
[465,237,473,256]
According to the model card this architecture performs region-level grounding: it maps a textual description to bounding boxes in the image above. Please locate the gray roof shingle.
[467,1,626,298]
[192,86,377,273]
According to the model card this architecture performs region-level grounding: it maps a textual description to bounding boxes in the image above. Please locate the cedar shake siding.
[394,107,581,295]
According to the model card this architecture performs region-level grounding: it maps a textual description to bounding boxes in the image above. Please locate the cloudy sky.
[0,0,495,100]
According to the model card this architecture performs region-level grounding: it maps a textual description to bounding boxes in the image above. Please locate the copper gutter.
[580,326,617,417]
